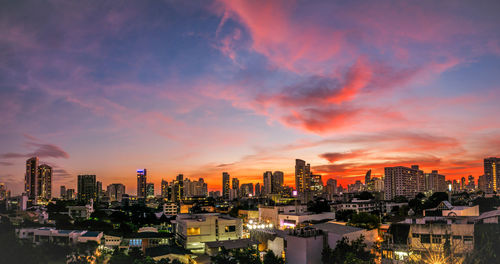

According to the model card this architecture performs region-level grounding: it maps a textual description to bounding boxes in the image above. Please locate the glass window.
[225,225,236,232]
[420,234,430,244]
[412,233,420,238]
[432,235,442,244]
[187,227,200,236]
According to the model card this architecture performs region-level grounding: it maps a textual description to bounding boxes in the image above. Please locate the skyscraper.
[255,183,261,197]
[232,178,240,193]
[295,159,311,193]
[96,181,103,200]
[326,178,337,196]
[146,183,155,198]
[25,157,38,199]
[60,185,66,199]
[484,157,500,193]
[365,170,372,184]
[424,170,446,193]
[37,164,52,200]
[262,171,272,195]
[137,169,147,198]
[172,174,184,202]
[384,165,424,200]
[77,174,96,203]
[107,183,126,202]
[222,172,230,200]
[272,171,284,194]
[161,179,169,198]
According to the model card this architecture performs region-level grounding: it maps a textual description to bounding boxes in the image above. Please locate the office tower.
[107,183,126,202]
[172,174,184,202]
[96,181,103,200]
[467,175,475,190]
[0,183,7,200]
[272,171,284,194]
[146,183,155,198]
[60,185,66,199]
[25,157,39,199]
[460,177,466,190]
[255,183,261,197]
[66,189,75,200]
[240,183,254,197]
[137,169,147,198]
[478,175,487,192]
[77,174,96,203]
[263,171,272,195]
[295,159,311,193]
[222,172,230,200]
[484,157,500,193]
[373,177,384,192]
[384,165,424,200]
[365,170,372,184]
[310,174,323,194]
[37,164,52,200]
[325,178,337,196]
[424,170,446,193]
[191,178,208,197]
[232,178,240,194]
[161,179,169,198]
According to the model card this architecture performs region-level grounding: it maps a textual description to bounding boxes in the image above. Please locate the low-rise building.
[16,227,90,245]
[278,212,335,229]
[163,202,178,215]
[259,205,307,227]
[68,204,93,219]
[205,238,259,256]
[176,213,243,250]
[336,199,377,213]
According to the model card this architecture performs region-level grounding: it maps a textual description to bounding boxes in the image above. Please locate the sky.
[1,0,500,195]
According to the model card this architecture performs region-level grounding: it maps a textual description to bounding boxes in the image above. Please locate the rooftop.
[313,222,363,235]
[205,238,259,249]
[82,231,102,237]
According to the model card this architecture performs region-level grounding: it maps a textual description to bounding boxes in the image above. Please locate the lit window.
[187,227,200,236]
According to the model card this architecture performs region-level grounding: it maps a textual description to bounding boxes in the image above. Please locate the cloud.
[1,140,69,159]
[319,150,367,163]
[0,161,13,166]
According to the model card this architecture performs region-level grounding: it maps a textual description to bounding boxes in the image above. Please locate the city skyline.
[1,1,500,195]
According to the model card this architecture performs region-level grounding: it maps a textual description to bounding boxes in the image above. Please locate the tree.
[308,198,330,214]
[393,196,408,203]
[356,192,374,200]
[348,212,380,230]
[263,250,285,264]
[322,236,375,264]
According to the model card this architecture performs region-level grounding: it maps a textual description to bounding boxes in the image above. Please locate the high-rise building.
[25,157,39,199]
[424,170,446,193]
[295,159,311,193]
[77,174,96,203]
[37,164,52,200]
[467,175,475,190]
[460,177,466,190]
[222,172,230,200]
[240,183,254,197]
[272,171,284,194]
[325,178,337,196]
[137,169,147,198]
[172,174,184,202]
[107,183,126,202]
[365,170,372,185]
[66,189,75,200]
[310,174,323,194]
[60,185,66,199]
[161,179,169,198]
[96,181,103,200]
[0,183,7,200]
[232,178,239,194]
[478,175,487,192]
[384,165,424,200]
[146,183,155,198]
[484,157,500,193]
[263,171,272,195]
[255,183,261,197]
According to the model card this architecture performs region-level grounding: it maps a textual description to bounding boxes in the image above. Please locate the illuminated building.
[37,164,52,200]
[25,157,39,199]
[176,213,242,250]
[222,172,230,200]
[240,183,254,197]
[107,183,126,202]
[77,174,96,203]
[146,182,155,198]
[295,159,311,193]
[255,183,261,197]
[66,188,75,200]
[484,157,500,193]
[137,169,147,198]
[161,179,169,198]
